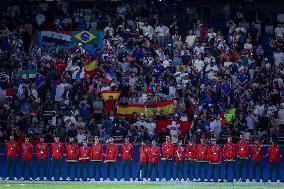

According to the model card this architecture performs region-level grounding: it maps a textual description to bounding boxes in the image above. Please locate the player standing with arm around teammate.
[5,136,18,181]
[175,140,185,181]
[236,133,250,182]
[268,139,281,183]
[20,137,33,181]
[50,136,64,181]
[147,140,160,181]
[121,137,134,181]
[185,138,197,181]
[223,136,236,182]
[195,138,209,182]
[66,137,79,181]
[105,137,118,181]
[136,141,148,181]
[161,136,174,181]
[91,136,104,181]
[250,138,264,182]
[207,138,222,182]
[35,137,48,181]
[79,140,91,181]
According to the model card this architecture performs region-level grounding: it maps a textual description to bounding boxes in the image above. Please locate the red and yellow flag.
[117,99,174,117]
[101,91,121,101]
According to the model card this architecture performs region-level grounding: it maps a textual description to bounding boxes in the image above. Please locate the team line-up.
[3,134,281,183]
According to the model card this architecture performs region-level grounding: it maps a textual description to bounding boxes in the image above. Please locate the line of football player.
[3,134,281,183]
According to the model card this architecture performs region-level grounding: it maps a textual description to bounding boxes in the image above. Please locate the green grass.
[0,184,284,189]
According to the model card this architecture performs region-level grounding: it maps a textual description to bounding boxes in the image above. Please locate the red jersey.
[185,143,197,160]
[175,146,185,162]
[207,144,222,163]
[121,143,133,161]
[196,143,208,162]
[236,140,249,159]
[162,141,174,159]
[268,144,281,163]
[223,142,236,161]
[105,143,118,161]
[66,144,79,160]
[91,143,104,160]
[21,142,33,160]
[139,145,148,163]
[251,144,264,161]
[51,142,64,160]
[79,146,91,162]
[36,142,48,160]
[147,146,160,163]
[6,141,18,158]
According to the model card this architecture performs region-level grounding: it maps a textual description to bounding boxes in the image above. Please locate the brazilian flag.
[71,31,102,45]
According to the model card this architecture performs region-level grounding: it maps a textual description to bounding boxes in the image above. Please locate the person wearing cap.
[185,138,197,181]
[236,133,250,182]
[121,137,134,181]
[175,140,185,181]
[5,136,19,181]
[195,138,209,182]
[91,136,104,181]
[105,137,118,181]
[79,140,91,181]
[161,135,174,181]
[136,141,148,181]
[50,136,64,181]
[251,137,264,182]
[35,137,48,181]
[66,137,79,181]
[20,137,33,181]
[147,140,160,181]
[207,138,222,182]
[223,136,236,182]
[268,139,281,182]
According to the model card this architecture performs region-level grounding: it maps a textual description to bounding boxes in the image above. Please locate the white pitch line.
[0,181,283,186]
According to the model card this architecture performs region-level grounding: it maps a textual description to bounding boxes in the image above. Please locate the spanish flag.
[117,99,174,117]
[101,91,121,101]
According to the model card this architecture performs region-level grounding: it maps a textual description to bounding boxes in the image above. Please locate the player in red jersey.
[105,137,118,181]
[66,137,79,181]
[251,138,264,182]
[161,136,174,181]
[185,138,196,181]
[35,137,48,181]
[136,141,148,181]
[79,140,91,181]
[147,140,160,181]
[207,138,222,182]
[195,138,208,182]
[5,136,18,180]
[91,136,104,181]
[121,137,133,181]
[223,136,236,182]
[236,133,249,182]
[175,140,185,181]
[20,137,33,181]
[50,136,64,181]
[268,139,281,182]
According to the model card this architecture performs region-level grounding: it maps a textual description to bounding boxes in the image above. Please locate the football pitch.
[1,184,284,189]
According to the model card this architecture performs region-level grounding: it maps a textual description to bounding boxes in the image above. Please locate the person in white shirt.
[278,103,284,125]
[235,23,246,34]
[274,24,284,39]
[193,55,204,73]
[207,28,216,43]
[140,22,154,39]
[274,48,284,66]
[145,119,156,139]
[104,23,114,37]
[155,23,169,47]
[185,30,196,48]
[205,62,218,80]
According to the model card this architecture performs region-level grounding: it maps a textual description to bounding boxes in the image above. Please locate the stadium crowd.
[0,0,283,183]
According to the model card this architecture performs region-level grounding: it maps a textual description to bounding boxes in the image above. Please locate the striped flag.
[100,91,121,101]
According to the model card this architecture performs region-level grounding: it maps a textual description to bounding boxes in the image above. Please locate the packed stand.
[0,0,284,146]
